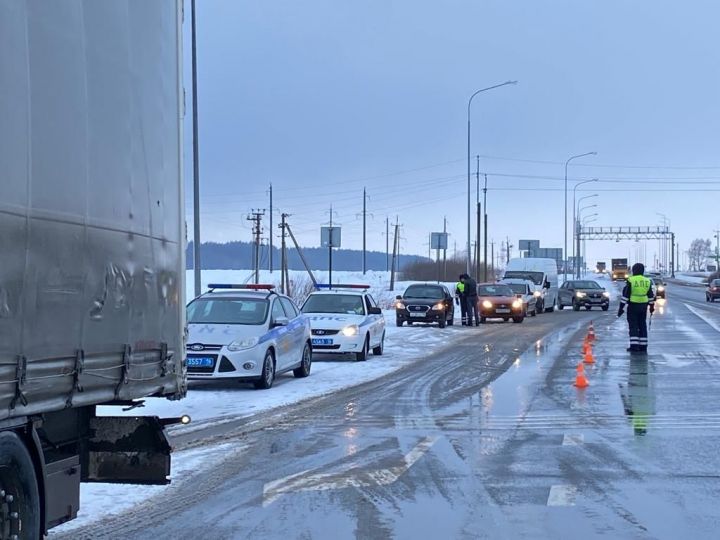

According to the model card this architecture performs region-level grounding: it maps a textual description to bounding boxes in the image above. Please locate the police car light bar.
[207,284,276,290]
[315,284,370,290]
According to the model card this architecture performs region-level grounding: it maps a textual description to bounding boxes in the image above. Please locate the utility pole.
[279,213,288,294]
[389,220,399,291]
[671,232,676,278]
[490,240,495,280]
[362,188,367,274]
[385,217,390,272]
[475,155,481,282]
[329,205,334,288]
[506,236,511,264]
[268,183,273,272]
[482,174,488,282]
[247,209,265,284]
[443,216,448,281]
[191,0,202,297]
[714,230,720,267]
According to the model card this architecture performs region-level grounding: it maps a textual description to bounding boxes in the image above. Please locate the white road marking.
[562,433,584,446]
[685,304,720,334]
[547,484,578,506]
[262,436,438,506]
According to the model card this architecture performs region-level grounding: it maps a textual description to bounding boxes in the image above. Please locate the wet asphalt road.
[63,281,720,540]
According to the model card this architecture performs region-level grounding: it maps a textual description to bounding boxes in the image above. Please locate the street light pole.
[572,179,598,277]
[191,0,202,298]
[574,192,598,277]
[467,80,517,275]
[656,213,670,273]
[564,152,596,276]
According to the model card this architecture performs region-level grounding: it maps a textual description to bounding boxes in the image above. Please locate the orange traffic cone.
[587,322,596,342]
[582,339,590,354]
[574,362,589,388]
[583,344,595,365]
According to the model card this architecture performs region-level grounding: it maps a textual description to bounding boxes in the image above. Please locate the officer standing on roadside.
[618,262,655,353]
[455,276,467,326]
[462,273,480,327]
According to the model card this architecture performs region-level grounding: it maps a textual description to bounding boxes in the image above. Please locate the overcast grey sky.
[185,0,720,267]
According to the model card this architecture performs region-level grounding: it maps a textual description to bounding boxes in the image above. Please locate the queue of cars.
[183,266,662,391]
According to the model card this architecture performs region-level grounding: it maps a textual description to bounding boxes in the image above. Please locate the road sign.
[519,239,540,251]
[430,232,448,250]
[321,226,342,248]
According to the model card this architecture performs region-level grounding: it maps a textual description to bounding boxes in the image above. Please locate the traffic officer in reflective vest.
[455,277,467,325]
[617,263,655,353]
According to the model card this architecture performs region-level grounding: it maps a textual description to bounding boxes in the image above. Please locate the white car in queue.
[301,284,386,361]
[185,284,312,389]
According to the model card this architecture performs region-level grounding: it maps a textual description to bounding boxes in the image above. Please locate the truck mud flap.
[82,416,171,485]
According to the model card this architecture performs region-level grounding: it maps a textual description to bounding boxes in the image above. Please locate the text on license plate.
[312,338,333,345]
[496,308,511,313]
[410,313,426,317]
[186,357,214,367]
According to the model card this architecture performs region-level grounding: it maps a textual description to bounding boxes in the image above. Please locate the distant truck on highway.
[1,2,185,537]
[611,258,629,281]
[596,261,607,274]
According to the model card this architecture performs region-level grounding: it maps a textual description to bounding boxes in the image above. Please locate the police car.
[300,284,386,361]
[185,284,312,389]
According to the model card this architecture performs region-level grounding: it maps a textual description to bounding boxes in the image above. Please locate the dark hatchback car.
[652,277,667,299]
[558,280,610,311]
[707,279,720,302]
[395,283,455,328]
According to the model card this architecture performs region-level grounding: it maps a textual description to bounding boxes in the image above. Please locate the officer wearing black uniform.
[618,263,655,353]
[455,276,467,325]
[462,274,480,327]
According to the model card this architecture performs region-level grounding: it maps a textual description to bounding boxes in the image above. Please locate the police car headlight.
[576,292,587,298]
[432,302,445,311]
[512,299,522,309]
[341,324,359,337]
[482,300,493,309]
[227,337,259,351]
[602,291,610,298]
[533,291,542,298]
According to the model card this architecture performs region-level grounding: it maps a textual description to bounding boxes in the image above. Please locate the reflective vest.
[456,282,465,295]
[627,275,651,303]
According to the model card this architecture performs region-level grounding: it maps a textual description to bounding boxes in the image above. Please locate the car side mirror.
[368,307,382,315]
[395,295,402,300]
[272,316,289,328]
[544,282,550,289]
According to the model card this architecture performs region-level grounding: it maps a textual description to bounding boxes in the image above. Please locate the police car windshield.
[404,285,444,299]
[503,271,544,285]
[302,294,365,315]
[572,281,601,289]
[187,298,269,325]
[478,285,514,297]
[507,284,528,294]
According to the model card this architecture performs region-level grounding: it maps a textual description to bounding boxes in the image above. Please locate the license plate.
[496,308,511,314]
[312,338,333,345]
[410,313,426,318]
[186,357,214,367]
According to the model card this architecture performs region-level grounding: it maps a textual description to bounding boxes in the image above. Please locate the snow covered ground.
[674,272,711,285]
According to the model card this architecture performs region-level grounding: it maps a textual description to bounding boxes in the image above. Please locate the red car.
[707,279,720,302]
[476,283,525,323]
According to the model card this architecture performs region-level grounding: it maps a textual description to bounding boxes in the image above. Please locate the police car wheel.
[372,333,385,356]
[293,343,312,378]
[356,336,369,362]
[254,351,275,389]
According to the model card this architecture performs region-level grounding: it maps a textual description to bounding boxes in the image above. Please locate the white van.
[502,258,559,313]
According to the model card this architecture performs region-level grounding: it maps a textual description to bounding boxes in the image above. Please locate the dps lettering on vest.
[627,275,651,303]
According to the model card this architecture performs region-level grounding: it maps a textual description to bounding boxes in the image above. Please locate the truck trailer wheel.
[0,431,41,540]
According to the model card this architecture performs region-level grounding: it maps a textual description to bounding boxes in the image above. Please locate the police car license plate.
[312,338,333,345]
[186,357,214,367]
[496,308,511,314]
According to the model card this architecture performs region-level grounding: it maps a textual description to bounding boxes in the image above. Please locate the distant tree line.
[186,241,428,271]
[401,255,498,283]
